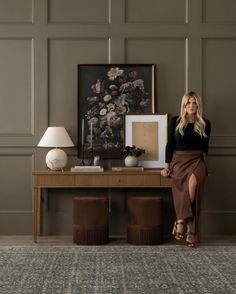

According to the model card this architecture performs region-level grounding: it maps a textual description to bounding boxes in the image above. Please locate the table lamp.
[37,127,74,171]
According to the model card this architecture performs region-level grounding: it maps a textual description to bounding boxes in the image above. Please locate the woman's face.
[185,97,198,115]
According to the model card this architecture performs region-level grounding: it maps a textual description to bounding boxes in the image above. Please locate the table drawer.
[160,176,171,187]
[109,175,127,186]
[109,174,161,187]
[75,174,109,186]
[33,175,75,186]
[143,175,161,186]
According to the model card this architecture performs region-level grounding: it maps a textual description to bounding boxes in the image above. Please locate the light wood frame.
[125,114,168,168]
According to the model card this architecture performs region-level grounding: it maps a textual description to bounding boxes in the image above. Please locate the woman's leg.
[186,173,197,246]
[172,174,197,241]
[188,173,197,203]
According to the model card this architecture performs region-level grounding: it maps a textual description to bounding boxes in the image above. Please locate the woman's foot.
[186,232,196,248]
[186,218,196,248]
[172,220,185,240]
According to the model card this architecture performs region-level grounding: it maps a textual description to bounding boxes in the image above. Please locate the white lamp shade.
[37,127,74,147]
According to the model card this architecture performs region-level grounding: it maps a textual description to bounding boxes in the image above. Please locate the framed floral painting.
[77,64,155,158]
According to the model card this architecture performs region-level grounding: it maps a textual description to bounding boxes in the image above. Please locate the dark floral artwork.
[78,64,155,158]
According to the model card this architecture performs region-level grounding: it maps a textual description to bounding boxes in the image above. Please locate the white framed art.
[125,114,168,168]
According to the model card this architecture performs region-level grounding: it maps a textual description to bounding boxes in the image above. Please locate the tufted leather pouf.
[73,196,109,245]
[127,196,163,245]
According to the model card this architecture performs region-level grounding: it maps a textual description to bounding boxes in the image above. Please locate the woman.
[161,91,211,247]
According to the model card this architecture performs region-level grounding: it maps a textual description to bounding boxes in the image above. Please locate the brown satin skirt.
[170,150,208,222]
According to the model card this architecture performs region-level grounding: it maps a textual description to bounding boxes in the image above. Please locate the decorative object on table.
[77,64,155,159]
[70,165,104,172]
[78,118,94,166]
[37,127,74,171]
[125,114,168,168]
[111,166,144,171]
[121,145,145,167]
[125,156,139,167]
[93,155,100,166]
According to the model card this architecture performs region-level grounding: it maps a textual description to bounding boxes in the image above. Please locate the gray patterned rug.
[0,245,235,294]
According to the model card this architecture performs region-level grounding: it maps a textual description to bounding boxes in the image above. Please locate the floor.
[0,235,235,246]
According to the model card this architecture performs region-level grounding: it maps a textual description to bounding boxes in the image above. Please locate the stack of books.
[70,166,104,172]
[111,166,144,171]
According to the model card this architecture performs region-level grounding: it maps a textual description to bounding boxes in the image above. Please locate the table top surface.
[32,169,163,175]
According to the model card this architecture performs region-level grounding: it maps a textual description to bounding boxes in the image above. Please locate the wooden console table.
[32,170,171,242]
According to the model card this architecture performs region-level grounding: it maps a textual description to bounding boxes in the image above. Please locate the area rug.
[0,245,235,294]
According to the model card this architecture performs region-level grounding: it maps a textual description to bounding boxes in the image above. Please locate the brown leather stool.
[73,196,109,245]
[127,196,162,245]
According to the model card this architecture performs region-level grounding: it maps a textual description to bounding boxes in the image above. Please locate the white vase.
[124,156,138,167]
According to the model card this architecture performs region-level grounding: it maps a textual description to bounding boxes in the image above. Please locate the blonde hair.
[176,91,207,137]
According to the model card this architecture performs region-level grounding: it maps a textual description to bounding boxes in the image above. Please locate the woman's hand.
[161,163,171,177]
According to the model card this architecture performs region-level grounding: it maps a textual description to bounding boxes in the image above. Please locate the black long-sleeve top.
[165,116,211,163]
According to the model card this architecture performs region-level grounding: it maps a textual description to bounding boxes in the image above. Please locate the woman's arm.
[161,116,177,177]
[165,116,177,163]
[161,163,171,177]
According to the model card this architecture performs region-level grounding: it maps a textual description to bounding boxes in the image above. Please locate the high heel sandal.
[186,232,195,248]
[172,220,185,240]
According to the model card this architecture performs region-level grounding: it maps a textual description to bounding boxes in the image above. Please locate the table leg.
[108,188,112,214]
[33,187,41,243]
[37,188,41,236]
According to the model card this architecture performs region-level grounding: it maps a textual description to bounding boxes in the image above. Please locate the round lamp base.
[46,148,68,171]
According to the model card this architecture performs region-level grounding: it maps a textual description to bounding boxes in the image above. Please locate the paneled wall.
[0,0,235,239]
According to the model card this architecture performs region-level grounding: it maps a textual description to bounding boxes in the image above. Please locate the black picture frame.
[77,64,155,158]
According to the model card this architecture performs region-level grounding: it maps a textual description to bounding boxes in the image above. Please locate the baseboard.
[200,235,236,243]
